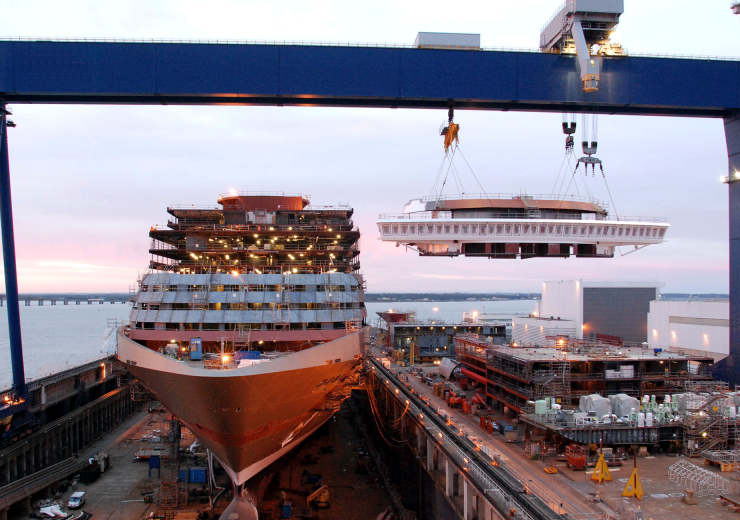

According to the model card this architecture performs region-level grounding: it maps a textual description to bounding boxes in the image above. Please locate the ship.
[377,193,669,259]
[117,192,367,514]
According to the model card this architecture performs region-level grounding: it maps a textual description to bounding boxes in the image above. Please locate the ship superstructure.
[130,192,365,351]
[378,193,668,259]
[117,192,367,509]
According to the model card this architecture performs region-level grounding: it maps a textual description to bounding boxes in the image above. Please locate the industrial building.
[647,300,729,362]
[512,280,663,346]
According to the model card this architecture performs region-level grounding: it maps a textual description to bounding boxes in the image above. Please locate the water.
[0,300,537,390]
[0,303,131,390]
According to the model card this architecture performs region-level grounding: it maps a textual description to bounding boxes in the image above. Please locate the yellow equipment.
[307,485,330,509]
[543,467,559,474]
[443,123,460,152]
[591,453,612,484]
[622,467,644,499]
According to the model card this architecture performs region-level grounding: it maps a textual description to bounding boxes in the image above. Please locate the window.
[563,226,570,236]
[514,225,520,235]
[401,225,408,235]
[382,225,390,235]
[418,226,425,236]
[408,225,415,235]
[392,225,399,234]
[461,225,469,235]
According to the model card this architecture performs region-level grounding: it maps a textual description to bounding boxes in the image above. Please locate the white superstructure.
[378,194,668,260]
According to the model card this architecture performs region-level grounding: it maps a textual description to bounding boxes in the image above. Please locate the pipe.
[0,102,25,398]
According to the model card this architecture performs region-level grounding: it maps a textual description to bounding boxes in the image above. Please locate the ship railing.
[303,203,353,211]
[218,190,310,200]
[162,222,358,232]
[168,205,221,211]
[378,212,667,223]
[150,258,356,270]
[149,242,360,253]
[419,192,604,205]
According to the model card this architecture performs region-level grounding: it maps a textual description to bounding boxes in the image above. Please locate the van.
[68,491,85,509]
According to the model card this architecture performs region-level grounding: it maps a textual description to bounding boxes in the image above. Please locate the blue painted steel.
[0,41,739,116]
[712,116,740,386]
[0,103,25,398]
[189,466,207,483]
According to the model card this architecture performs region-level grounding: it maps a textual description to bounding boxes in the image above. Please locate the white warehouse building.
[647,300,729,362]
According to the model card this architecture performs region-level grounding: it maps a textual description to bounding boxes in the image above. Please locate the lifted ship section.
[377,194,668,260]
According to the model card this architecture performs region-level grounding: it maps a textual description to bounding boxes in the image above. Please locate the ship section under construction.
[116,192,367,514]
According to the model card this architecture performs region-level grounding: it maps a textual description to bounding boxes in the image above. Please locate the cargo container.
[190,466,207,483]
[497,420,518,442]
[80,462,101,484]
[179,468,189,482]
[414,32,480,49]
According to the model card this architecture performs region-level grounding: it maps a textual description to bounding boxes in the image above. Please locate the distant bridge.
[0,296,129,306]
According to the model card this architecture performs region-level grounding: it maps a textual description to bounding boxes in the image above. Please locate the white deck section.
[377,216,668,257]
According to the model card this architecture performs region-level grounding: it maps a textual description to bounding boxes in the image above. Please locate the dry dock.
[368,347,740,520]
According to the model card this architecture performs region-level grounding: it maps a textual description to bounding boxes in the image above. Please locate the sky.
[0,0,738,294]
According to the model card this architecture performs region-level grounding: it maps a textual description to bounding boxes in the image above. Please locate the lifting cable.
[454,144,500,214]
[429,153,450,198]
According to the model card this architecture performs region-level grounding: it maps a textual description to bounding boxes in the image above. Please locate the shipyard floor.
[7,400,396,520]
[388,357,740,520]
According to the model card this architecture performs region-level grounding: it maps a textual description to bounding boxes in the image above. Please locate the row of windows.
[136,302,364,310]
[133,321,353,331]
[142,284,356,293]
[382,222,666,240]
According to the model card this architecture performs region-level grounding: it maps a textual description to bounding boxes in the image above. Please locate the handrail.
[540,0,568,34]
[218,190,310,200]
[378,213,668,223]
[418,192,604,205]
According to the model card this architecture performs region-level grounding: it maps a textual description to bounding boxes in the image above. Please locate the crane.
[540,0,626,92]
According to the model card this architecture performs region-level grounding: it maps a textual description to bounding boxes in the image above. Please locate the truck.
[68,491,86,509]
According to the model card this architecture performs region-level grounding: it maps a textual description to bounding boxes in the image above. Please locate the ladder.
[521,196,541,218]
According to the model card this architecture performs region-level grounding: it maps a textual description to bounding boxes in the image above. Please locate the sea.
[0,300,537,391]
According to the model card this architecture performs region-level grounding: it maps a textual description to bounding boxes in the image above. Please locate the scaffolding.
[668,459,738,496]
[532,361,571,404]
[700,450,740,464]
[683,394,729,456]
[156,418,186,510]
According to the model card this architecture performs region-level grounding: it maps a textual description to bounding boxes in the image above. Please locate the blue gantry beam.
[0,41,739,117]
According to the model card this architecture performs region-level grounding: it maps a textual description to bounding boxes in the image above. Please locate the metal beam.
[0,102,25,397]
[0,41,739,118]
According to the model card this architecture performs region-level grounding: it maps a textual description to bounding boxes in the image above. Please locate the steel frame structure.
[2,40,740,389]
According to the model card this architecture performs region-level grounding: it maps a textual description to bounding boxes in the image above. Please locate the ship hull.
[118,329,364,485]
